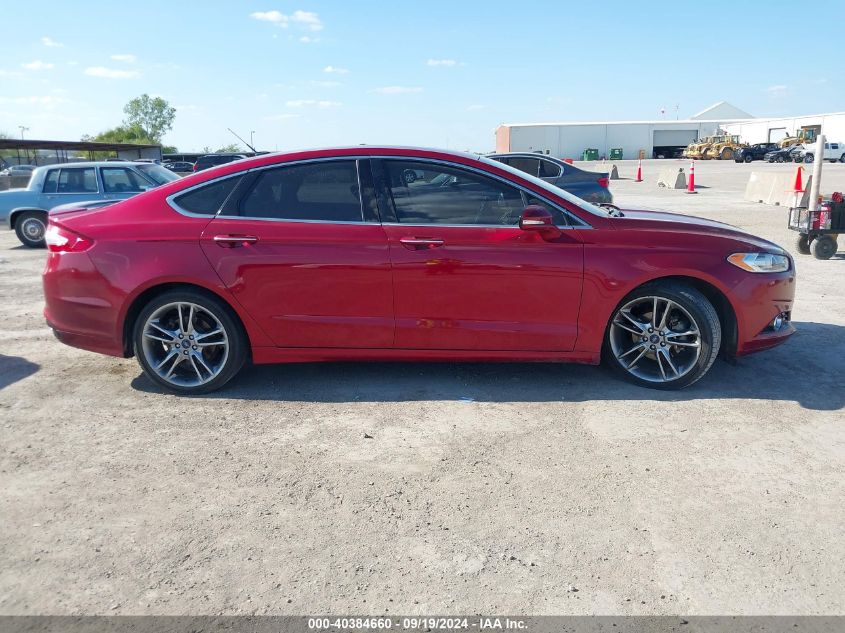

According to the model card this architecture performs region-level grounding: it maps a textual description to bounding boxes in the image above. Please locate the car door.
[99,166,152,201]
[373,158,584,351]
[40,167,99,209]
[197,158,394,348]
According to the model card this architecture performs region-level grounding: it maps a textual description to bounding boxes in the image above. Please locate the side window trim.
[167,174,243,217]
[371,157,589,229]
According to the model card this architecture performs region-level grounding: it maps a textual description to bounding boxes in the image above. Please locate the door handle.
[399,237,445,250]
[213,235,259,248]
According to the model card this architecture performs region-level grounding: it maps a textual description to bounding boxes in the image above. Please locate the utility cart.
[788,194,844,260]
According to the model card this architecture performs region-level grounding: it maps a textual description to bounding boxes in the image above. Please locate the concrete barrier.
[657,167,686,189]
[588,163,617,179]
[744,171,812,207]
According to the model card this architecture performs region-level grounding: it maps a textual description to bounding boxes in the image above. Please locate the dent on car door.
[373,158,584,351]
[198,159,394,348]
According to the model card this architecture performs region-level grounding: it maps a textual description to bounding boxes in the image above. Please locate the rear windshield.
[135,163,181,185]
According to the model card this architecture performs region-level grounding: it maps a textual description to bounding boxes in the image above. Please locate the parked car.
[764,145,803,163]
[43,146,795,394]
[0,161,180,247]
[164,161,196,172]
[792,141,845,164]
[734,143,779,163]
[193,153,247,172]
[0,164,36,177]
[487,153,612,204]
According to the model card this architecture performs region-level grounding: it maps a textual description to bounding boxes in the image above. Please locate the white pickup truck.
[794,141,845,164]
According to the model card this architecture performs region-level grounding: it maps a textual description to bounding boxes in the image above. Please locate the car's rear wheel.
[133,289,247,394]
[776,155,785,163]
[744,154,753,163]
[804,153,814,164]
[604,283,721,389]
[840,153,845,163]
[14,211,47,248]
[811,236,837,260]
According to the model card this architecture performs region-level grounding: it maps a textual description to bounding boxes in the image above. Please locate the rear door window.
[57,168,98,193]
[508,157,541,177]
[238,160,363,222]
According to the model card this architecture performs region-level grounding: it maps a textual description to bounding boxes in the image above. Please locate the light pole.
[19,125,29,140]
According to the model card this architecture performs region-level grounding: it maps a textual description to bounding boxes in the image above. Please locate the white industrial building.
[495,102,845,160]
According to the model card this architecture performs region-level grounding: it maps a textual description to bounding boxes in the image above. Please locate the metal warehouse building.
[722,111,845,145]
[495,101,754,160]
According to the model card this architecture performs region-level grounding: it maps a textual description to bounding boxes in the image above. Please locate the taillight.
[193,163,199,171]
[597,177,609,188]
[45,224,93,253]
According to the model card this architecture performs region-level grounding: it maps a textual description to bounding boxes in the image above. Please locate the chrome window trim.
[376,155,592,230]
[164,154,592,229]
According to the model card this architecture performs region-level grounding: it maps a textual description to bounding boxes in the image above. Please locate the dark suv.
[193,153,247,172]
[734,143,779,163]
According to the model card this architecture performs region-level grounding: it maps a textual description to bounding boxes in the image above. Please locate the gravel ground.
[0,159,843,615]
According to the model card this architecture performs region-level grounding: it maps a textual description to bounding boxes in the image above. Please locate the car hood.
[613,208,784,252]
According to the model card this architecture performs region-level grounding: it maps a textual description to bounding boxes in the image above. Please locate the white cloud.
[0,69,24,78]
[323,65,349,74]
[250,9,323,31]
[371,86,423,94]
[111,54,137,63]
[22,60,54,71]
[250,10,288,25]
[84,66,140,79]
[299,36,319,43]
[286,99,342,108]
[766,84,788,96]
[41,37,63,48]
[426,58,457,67]
[466,104,486,111]
[291,10,323,31]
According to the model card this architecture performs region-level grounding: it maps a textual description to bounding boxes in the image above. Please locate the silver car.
[0,161,180,247]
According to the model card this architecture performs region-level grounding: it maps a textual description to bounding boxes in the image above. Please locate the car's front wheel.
[804,153,814,164]
[14,211,47,248]
[744,154,753,163]
[133,289,247,394]
[604,283,721,389]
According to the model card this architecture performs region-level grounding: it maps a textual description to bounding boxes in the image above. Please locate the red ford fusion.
[42,147,795,394]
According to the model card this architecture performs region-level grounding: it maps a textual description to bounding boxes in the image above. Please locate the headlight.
[727,252,790,273]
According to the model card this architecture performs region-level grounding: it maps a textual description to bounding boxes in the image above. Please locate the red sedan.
[42,147,796,394]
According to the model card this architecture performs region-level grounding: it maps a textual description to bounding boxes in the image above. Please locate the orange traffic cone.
[635,159,642,182]
[686,160,698,194]
[792,166,804,193]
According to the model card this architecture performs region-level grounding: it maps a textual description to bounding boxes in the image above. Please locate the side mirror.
[519,205,561,238]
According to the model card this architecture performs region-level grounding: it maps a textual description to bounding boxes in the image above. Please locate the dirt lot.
[1,159,843,615]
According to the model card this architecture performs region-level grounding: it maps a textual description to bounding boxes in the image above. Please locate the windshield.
[477,155,610,217]
[135,163,181,186]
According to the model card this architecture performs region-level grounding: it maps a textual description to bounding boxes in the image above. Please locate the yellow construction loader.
[779,126,821,149]
[704,135,747,160]
[684,136,717,160]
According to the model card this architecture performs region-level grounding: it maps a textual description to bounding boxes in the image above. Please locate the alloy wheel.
[22,217,45,242]
[609,296,702,383]
[140,302,230,387]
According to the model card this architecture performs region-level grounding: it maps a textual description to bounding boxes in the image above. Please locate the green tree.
[123,94,176,143]
[83,124,155,145]
[216,142,242,153]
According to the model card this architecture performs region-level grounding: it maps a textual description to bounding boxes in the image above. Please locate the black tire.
[795,234,811,255]
[840,154,845,163]
[132,288,247,395]
[744,154,753,163]
[14,211,47,248]
[811,236,837,260]
[776,155,785,163]
[804,153,814,164]
[603,282,721,390]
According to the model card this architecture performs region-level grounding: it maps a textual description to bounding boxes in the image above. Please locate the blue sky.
[1,0,843,153]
